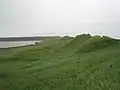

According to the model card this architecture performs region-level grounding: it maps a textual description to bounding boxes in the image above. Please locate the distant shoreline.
[0,36,60,42]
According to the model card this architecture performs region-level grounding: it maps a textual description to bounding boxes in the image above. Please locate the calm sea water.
[0,41,41,48]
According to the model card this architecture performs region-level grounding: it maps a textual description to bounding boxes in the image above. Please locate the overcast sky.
[0,0,120,37]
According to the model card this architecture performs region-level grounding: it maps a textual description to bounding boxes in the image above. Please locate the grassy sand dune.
[0,34,120,90]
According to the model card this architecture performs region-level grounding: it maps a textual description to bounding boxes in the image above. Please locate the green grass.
[0,34,120,90]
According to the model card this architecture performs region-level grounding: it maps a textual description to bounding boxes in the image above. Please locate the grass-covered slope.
[0,34,120,90]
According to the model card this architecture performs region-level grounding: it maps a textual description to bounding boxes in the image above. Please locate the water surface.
[0,41,41,48]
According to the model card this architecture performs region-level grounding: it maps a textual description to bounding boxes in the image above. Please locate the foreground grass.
[0,34,120,90]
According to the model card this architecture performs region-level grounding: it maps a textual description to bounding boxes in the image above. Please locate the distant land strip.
[0,36,60,41]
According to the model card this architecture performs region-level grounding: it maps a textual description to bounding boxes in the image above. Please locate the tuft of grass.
[0,73,7,78]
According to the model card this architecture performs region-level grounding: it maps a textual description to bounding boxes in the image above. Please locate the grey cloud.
[0,0,120,38]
